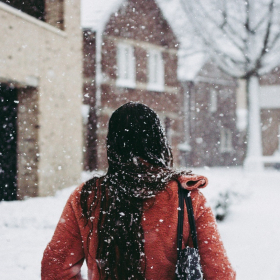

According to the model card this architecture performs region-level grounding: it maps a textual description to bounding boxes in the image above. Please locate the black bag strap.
[177,181,199,257]
[177,183,185,258]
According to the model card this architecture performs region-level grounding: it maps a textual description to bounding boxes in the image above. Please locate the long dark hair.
[80,102,185,279]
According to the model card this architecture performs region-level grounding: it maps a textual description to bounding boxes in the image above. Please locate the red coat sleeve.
[41,192,85,280]
[190,190,236,280]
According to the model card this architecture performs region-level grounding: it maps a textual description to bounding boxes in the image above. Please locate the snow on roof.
[81,0,125,31]
[178,52,207,81]
[155,0,207,81]
[81,0,206,81]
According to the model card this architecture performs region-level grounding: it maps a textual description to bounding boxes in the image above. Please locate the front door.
[0,83,18,201]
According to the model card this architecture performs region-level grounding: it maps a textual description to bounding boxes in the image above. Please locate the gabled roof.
[156,0,207,81]
[81,0,125,31]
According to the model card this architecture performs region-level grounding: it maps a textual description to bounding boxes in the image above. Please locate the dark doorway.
[0,0,45,21]
[0,84,18,201]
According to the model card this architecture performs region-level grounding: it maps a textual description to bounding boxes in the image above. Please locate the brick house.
[179,55,244,167]
[0,1,83,200]
[82,0,184,170]
[179,57,280,168]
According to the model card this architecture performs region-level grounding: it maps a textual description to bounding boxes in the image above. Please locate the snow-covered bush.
[213,190,239,221]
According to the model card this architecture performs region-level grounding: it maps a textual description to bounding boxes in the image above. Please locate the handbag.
[175,181,203,280]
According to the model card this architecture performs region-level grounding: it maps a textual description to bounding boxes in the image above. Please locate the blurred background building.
[0,0,83,200]
[1,0,280,200]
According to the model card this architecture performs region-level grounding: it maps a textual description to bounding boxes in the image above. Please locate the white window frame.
[209,89,218,113]
[116,43,136,88]
[147,49,164,92]
[278,124,280,152]
[220,127,233,152]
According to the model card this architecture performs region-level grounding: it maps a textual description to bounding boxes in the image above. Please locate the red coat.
[42,174,236,279]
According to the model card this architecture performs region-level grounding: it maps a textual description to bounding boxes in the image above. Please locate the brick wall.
[183,62,243,167]
[83,29,98,170]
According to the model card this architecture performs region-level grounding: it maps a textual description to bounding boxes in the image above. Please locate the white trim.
[106,35,178,54]
[0,2,66,37]
[81,0,124,32]
[278,124,280,152]
[101,77,179,94]
[81,104,90,124]
[236,108,248,131]
[194,76,236,86]
[147,49,164,92]
[262,156,280,163]
[0,76,39,88]
[220,127,233,153]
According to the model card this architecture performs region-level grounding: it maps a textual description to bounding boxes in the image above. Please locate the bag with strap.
[175,181,203,280]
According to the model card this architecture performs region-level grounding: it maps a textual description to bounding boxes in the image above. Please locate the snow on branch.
[180,0,280,78]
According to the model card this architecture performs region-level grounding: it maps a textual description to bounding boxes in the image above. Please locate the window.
[147,49,164,92]
[278,125,280,152]
[164,117,172,145]
[116,43,135,88]
[2,0,64,30]
[220,127,232,152]
[209,89,218,113]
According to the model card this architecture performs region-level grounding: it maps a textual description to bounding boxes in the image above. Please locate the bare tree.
[180,0,280,170]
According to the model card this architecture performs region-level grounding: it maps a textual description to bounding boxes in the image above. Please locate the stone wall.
[0,0,83,197]
[17,87,39,199]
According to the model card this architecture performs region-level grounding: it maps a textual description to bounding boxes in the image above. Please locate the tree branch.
[195,0,246,50]
[182,0,247,61]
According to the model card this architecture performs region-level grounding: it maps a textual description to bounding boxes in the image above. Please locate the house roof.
[178,52,207,81]
[81,0,125,31]
[81,0,207,81]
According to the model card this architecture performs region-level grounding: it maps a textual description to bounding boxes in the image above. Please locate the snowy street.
[2,0,280,279]
[1,168,280,279]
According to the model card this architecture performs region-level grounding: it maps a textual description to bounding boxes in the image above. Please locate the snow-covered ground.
[0,167,279,279]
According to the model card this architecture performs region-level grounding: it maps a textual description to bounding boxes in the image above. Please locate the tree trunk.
[244,75,264,171]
